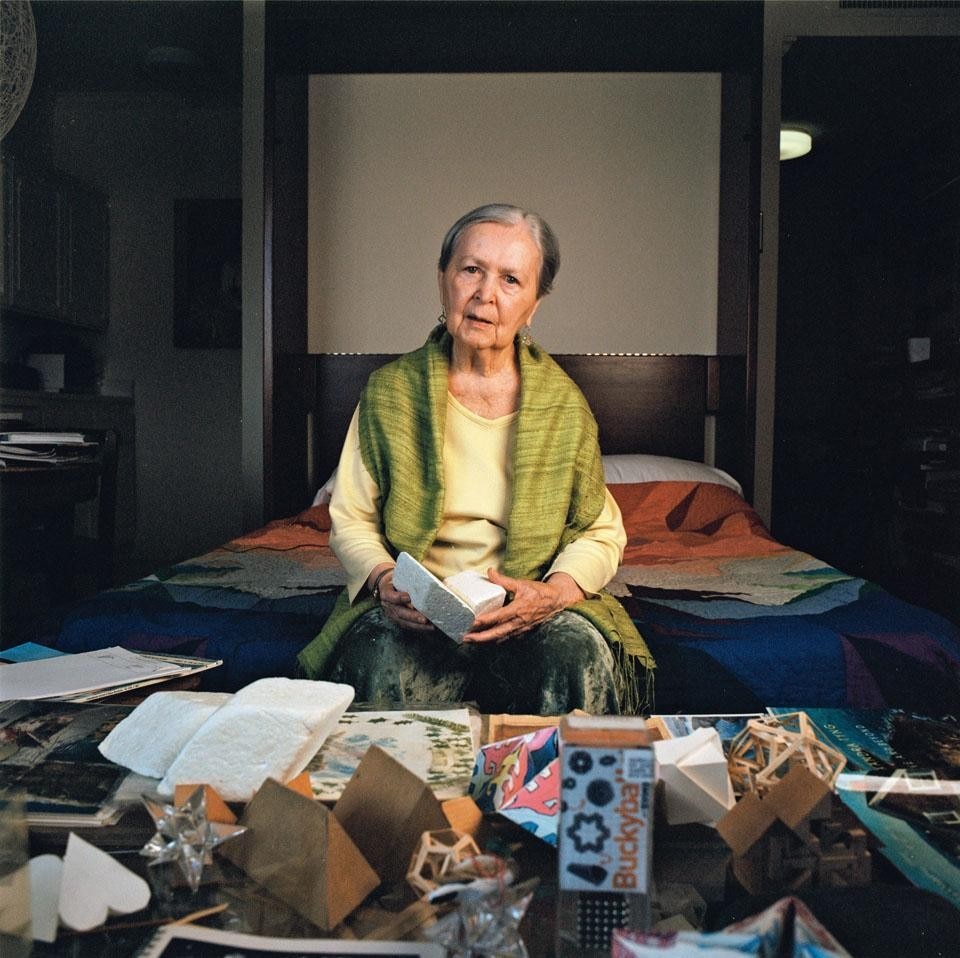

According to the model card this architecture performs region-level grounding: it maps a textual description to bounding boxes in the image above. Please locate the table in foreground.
[23,803,960,958]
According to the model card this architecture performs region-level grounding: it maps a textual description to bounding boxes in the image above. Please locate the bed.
[39,353,960,714]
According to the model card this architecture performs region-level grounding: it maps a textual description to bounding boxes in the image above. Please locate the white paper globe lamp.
[0,0,37,140]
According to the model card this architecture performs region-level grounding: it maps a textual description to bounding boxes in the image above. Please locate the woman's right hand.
[369,565,435,632]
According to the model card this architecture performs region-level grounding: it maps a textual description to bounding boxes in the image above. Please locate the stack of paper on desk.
[0,431,97,465]
[0,647,221,702]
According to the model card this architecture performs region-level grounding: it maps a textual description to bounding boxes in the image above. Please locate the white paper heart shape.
[58,834,150,931]
[28,855,63,943]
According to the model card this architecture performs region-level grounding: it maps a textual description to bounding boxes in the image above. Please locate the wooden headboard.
[270,353,749,519]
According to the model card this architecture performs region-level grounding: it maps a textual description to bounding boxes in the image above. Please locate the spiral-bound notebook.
[138,924,444,956]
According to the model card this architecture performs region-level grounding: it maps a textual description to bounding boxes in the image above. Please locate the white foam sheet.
[98,690,232,777]
[158,678,355,802]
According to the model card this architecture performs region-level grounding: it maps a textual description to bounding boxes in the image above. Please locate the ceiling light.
[780,128,813,161]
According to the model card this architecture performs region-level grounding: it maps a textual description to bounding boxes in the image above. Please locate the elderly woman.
[298,204,653,714]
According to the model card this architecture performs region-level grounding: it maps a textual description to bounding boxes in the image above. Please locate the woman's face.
[438,221,543,357]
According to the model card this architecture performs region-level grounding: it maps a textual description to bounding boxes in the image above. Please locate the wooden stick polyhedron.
[727,712,847,795]
[406,828,482,897]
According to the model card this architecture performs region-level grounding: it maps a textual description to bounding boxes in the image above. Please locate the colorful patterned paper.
[469,727,560,845]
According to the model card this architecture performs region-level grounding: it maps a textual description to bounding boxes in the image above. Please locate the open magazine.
[768,707,960,909]
[0,699,144,826]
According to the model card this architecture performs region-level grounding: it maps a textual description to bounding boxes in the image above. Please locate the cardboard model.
[221,778,380,931]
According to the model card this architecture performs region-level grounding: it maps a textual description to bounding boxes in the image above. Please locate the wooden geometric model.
[727,711,847,795]
[406,828,481,897]
[716,765,871,896]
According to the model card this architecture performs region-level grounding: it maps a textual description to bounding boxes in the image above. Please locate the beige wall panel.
[308,73,720,355]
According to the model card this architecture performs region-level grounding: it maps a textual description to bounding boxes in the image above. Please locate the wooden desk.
[0,459,100,511]
[0,459,105,644]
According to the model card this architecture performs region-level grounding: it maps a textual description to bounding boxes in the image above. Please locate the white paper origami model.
[158,678,354,802]
[653,727,736,826]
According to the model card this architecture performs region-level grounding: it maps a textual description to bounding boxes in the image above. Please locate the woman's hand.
[368,564,435,632]
[461,569,585,644]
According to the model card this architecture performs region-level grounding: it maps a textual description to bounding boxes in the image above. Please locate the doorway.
[770,31,960,616]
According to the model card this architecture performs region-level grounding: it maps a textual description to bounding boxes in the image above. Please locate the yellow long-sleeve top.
[330,392,627,602]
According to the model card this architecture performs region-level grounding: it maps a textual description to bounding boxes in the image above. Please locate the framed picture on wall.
[173,198,242,348]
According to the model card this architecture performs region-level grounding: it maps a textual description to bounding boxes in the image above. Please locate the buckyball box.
[555,714,655,958]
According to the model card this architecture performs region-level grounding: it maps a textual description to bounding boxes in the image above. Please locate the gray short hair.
[438,204,560,298]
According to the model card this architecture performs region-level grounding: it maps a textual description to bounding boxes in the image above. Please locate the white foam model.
[98,690,231,778]
[158,678,354,802]
[393,552,507,643]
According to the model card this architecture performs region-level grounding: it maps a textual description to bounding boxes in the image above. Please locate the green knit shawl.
[297,328,654,711]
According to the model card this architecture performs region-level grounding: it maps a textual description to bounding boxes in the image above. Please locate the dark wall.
[772,109,960,595]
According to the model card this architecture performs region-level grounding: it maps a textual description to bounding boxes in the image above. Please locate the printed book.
[648,713,763,744]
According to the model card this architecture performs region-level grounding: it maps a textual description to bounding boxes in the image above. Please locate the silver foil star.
[425,876,538,958]
[140,787,246,892]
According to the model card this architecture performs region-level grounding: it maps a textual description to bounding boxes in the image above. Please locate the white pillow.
[602,454,742,496]
[311,469,337,506]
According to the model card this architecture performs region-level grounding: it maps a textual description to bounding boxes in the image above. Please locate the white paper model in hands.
[392,552,507,642]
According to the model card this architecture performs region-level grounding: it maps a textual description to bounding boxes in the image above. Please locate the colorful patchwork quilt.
[42,482,960,713]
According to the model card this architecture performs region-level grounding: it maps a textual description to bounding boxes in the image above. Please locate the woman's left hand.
[461,569,585,644]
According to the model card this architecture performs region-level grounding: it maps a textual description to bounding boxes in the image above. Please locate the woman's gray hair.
[438,204,560,298]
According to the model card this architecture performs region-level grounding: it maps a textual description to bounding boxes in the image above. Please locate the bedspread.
[607,482,960,713]
[43,507,346,691]
[42,484,960,713]
[609,482,853,605]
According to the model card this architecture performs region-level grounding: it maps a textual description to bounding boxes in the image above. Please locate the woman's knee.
[487,612,619,714]
[325,609,471,705]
